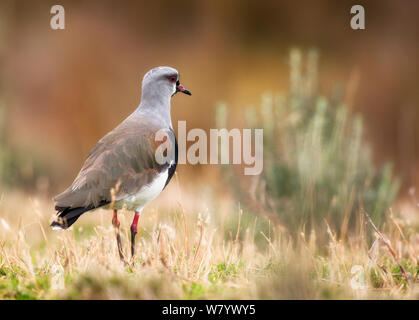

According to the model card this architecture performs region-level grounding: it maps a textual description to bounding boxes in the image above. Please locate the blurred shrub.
[0,103,16,185]
[217,49,399,234]
[0,103,48,190]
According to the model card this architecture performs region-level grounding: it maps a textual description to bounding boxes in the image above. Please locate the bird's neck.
[136,93,173,129]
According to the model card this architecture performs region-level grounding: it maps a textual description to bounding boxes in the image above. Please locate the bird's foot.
[115,231,125,262]
[112,209,129,265]
[130,228,137,260]
[130,212,140,262]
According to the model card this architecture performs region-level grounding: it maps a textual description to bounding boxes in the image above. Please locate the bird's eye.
[169,76,176,82]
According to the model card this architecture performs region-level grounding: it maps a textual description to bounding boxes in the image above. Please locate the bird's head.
[142,66,191,101]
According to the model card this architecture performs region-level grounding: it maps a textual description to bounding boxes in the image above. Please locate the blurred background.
[0,0,418,196]
[1,2,419,300]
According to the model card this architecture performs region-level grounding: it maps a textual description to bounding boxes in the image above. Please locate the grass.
[0,49,417,299]
[0,187,417,299]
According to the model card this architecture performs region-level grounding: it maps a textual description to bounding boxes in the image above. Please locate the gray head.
[137,66,191,127]
[141,66,191,102]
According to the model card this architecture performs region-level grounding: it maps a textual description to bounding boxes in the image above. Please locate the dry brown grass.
[0,184,417,300]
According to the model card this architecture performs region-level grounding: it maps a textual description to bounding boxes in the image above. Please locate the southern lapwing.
[51,66,191,260]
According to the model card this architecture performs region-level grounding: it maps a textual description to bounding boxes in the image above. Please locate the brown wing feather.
[53,116,173,209]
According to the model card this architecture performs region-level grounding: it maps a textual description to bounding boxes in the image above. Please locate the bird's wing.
[53,116,176,209]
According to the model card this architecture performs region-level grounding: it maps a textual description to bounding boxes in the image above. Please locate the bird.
[51,66,191,261]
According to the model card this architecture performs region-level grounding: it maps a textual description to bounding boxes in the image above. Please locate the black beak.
[176,80,191,95]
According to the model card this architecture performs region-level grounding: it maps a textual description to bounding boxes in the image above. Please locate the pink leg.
[130,212,140,258]
[112,210,124,261]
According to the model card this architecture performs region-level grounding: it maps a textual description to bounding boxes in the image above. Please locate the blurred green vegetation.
[0,102,16,185]
[218,49,400,234]
[0,103,47,190]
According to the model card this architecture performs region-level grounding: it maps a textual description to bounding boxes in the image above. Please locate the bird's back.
[54,113,175,211]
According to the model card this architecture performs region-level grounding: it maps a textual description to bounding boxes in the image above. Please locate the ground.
[0,183,417,300]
